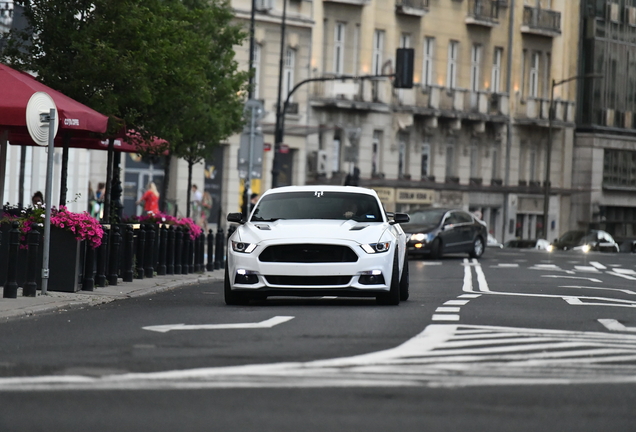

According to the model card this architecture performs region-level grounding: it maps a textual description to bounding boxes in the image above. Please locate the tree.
[2,0,248,218]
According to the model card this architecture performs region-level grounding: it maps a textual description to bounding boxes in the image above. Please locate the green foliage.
[2,0,249,154]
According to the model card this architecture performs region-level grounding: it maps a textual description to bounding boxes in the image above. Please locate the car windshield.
[250,191,383,222]
[558,231,586,244]
[406,209,446,225]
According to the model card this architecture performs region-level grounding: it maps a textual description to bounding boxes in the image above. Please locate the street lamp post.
[272,0,287,189]
[543,73,602,239]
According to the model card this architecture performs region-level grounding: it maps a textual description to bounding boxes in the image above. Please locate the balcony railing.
[466,0,499,27]
[521,6,561,36]
[395,0,429,16]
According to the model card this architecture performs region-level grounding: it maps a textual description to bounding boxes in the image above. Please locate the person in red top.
[136,182,160,215]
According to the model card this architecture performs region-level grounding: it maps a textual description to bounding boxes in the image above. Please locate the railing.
[522,6,561,34]
[467,0,499,23]
[396,0,429,9]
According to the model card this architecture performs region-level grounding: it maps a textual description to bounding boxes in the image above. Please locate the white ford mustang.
[225,185,410,305]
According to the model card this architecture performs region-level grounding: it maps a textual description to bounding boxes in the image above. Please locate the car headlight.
[231,241,257,253]
[546,244,554,252]
[360,242,391,254]
[411,233,426,242]
[581,244,591,253]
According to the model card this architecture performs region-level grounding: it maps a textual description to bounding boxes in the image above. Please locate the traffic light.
[395,48,414,89]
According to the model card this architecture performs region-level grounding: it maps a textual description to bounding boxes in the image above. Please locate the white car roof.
[261,185,379,197]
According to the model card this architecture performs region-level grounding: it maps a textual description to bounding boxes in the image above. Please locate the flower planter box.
[0,224,84,292]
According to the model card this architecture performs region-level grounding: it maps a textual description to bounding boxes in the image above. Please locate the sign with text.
[396,188,434,204]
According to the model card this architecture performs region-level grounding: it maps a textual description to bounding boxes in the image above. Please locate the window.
[334,22,345,75]
[372,130,382,176]
[421,143,431,178]
[372,30,385,75]
[470,44,482,92]
[470,143,480,178]
[491,47,503,93]
[283,48,296,102]
[491,146,499,180]
[447,41,459,89]
[423,37,435,87]
[332,132,342,173]
[529,52,539,98]
[398,132,410,178]
[529,147,537,182]
[252,43,261,98]
[400,33,411,49]
[353,24,360,75]
[521,49,527,98]
[603,149,636,187]
[445,144,456,177]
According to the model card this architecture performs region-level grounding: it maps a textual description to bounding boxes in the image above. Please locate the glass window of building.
[447,41,459,90]
[421,143,430,179]
[491,47,503,93]
[529,52,540,98]
[334,22,345,75]
[283,48,296,102]
[470,44,482,92]
[372,30,385,75]
[423,37,435,87]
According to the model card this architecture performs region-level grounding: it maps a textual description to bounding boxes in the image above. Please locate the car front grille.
[258,244,358,263]
[264,275,352,286]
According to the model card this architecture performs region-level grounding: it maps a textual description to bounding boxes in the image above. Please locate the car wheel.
[376,248,400,305]
[469,236,485,259]
[430,238,443,259]
[399,254,409,301]
[224,266,249,305]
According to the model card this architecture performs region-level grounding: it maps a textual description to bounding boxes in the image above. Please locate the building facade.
[573,0,636,244]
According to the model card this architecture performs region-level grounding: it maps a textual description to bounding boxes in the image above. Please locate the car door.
[439,211,463,252]
[454,211,477,252]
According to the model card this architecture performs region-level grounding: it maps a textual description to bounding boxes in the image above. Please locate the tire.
[430,238,443,259]
[224,266,249,305]
[376,248,400,305]
[469,236,485,259]
[399,254,409,301]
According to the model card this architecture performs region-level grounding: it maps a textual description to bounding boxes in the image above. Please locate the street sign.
[238,131,264,179]
[279,144,289,154]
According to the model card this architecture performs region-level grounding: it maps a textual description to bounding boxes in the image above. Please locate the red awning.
[0,63,108,138]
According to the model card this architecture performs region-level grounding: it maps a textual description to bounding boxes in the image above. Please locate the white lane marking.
[590,262,607,270]
[564,297,636,308]
[5,324,636,390]
[474,261,490,292]
[560,285,636,295]
[444,300,469,306]
[598,319,636,333]
[321,296,338,299]
[574,266,600,273]
[542,275,602,283]
[492,263,519,268]
[432,314,460,321]
[463,259,473,292]
[607,271,636,281]
[142,316,295,333]
[613,268,636,275]
[459,294,481,299]
[436,307,461,313]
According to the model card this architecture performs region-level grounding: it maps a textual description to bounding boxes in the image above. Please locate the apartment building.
[297,0,576,242]
[572,0,636,244]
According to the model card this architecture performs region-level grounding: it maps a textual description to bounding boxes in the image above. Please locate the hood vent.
[349,224,369,231]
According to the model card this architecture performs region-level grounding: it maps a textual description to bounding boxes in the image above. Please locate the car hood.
[233,219,391,244]
[401,223,438,234]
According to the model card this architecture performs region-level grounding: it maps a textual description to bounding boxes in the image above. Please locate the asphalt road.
[1,248,636,431]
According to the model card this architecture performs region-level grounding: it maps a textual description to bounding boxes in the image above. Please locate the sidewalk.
[0,270,225,322]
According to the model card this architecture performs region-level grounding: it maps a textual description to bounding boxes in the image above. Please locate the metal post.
[272,0,287,189]
[123,225,134,282]
[108,225,121,285]
[144,224,155,278]
[174,227,182,275]
[41,108,56,295]
[543,79,555,240]
[215,228,224,269]
[166,226,175,275]
[95,228,108,287]
[158,225,167,276]
[135,225,145,279]
[82,240,95,291]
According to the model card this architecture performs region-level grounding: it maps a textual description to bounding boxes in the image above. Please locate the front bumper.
[227,240,395,294]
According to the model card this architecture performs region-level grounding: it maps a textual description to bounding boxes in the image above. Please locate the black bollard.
[82,238,95,291]
[123,225,134,282]
[193,234,201,273]
[108,225,121,286]
[206,230,214,272]
[214,228,224,270]
[182,229,190,275]
[144,224,156,278]
[23,226,40,297]
[174,227,183,275]
[95,228,109,287]
[3,222,20,298]
[166,226,175,275]
[190,234,197,273]
[157,225,167,276]
[135,225,146,279]
[198,234,205,272]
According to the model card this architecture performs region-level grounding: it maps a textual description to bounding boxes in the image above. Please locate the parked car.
[225,186,410,305]
[403,208,488,259]
[504,238,551,250]
[551,230,620,253]
[618,238,636,253]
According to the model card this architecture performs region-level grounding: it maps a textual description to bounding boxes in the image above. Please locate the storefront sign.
[396,188,434,204]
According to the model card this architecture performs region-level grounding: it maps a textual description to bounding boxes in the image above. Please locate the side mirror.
[227,212,244,224]
[392,213,410,224]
